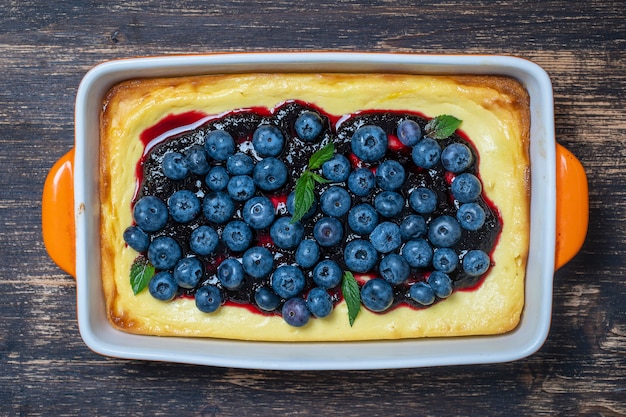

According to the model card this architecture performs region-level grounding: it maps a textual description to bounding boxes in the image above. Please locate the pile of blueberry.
[124,101,500,327]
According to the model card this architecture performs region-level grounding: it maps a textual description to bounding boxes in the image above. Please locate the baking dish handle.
[42,148,76,278]
[555,144,588,270]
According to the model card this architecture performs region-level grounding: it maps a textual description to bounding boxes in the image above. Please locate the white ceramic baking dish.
[42,53,588,370]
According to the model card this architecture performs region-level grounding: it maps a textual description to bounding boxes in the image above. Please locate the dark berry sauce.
[139,110,209,147]
[134,101,502,316]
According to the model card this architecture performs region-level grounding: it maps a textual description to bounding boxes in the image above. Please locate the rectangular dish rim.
[74,52,555,370]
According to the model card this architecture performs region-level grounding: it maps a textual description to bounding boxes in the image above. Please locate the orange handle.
[42,149,76,277]
[555,144,588,270]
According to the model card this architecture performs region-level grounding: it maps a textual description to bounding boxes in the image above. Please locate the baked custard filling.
[100,74,530,341]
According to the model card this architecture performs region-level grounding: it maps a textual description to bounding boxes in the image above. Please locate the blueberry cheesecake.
[100,73,529,340]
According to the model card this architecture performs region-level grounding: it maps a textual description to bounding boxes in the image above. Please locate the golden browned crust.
[99,73,530,341]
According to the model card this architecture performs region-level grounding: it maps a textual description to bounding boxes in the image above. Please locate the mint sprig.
[290,142,334,224]
[308,141,335,169]
[342,271,361,327]
[130,256,155,295]
[425,114,462,140]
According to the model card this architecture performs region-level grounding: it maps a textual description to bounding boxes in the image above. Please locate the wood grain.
[1,0,625,416]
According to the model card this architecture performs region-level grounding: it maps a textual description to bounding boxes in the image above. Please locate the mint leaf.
[290,141,335,224]
[130,256,155,295]
[309,172,330,184]
[308,141,335,170]
[290,171,315,224]
[425,114,462,140]
[342,271,361,327]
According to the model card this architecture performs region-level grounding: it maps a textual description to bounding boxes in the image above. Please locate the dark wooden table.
[2,1,624,415]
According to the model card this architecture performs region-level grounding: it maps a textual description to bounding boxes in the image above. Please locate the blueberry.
[295,239,320,269]
[399,214,427,240]
[432,248,459,273]
[222,220,253,252]
[451,173,482,203]
[185,144,210,175]
[313,217,344,247]
[168,190,201,223]
[205,166,230,191]
[242,246,274,279]
[428,271,453,298]
[252,157,288,192]
[271,265,306,299]
[322,154,351,182]
[374,191,404,218]
[441,143,473,173]
[203,191,235,224]
[252,124,285,157]
[396,119,422,146]
[173,256,204,289]
[306,287,333,318]
[147,236,182,270]
[195,285,222,313]
[162,151,189,180]
[312,259,342,289]
[462,249,491,276]
[409,282,435,306]
[351,125,388,162]
[348,203,379,235]
[347,168,376,197]
[205,129,235,161]
[412,137,441,168]
[320,186,352,217]
[360,278,394,312]
[282,297,310,327]
[287,191,317,220]
[148,271,178,301]
[217,258,245,290]
[189,225,219,256]
[133,195,168,233]
[123,226,149,252]
[226,152,255,175]
[254,287,281,312]
[401,238,433,268]
[369,221,402,254]
[428,215,462,248]
[375,160,406,191]
[242,196,276,229]
[295,110,324,142]
[227,175,256,202]
[379,253,410,285]
[270,217,305,249]
[457,202,486,231]
[344,239,378,273]
[409,187,437,214]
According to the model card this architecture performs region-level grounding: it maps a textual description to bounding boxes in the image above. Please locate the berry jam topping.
[126,101,502,327]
